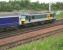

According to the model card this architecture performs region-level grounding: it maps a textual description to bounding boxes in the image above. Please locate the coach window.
[32,16,35,19]
[26,16,29,20]
[35,15,42,19]
[21,16,26,19]
[44,15,47,18]
[39,15,42,18]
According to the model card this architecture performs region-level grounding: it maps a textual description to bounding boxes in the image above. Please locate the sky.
[0,0,63,3]
[31,0,63,3]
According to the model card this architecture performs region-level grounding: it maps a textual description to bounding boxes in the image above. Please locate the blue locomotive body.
[0,16,19,28]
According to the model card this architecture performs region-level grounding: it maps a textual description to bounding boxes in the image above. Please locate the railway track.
[0,25,63,50]
[0,19,63,39]
[0,19,63,50]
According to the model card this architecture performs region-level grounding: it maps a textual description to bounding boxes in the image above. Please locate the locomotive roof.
[0,12,54,18]
[21,12,53,16]
[0,12,20,18]
[0,12,20,16]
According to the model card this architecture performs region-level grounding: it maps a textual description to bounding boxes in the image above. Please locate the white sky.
[0,0,63,3]
[31,0,63,3]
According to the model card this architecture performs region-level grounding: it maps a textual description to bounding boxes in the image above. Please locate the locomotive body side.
[20,13,55,25]
[0,15,19,28]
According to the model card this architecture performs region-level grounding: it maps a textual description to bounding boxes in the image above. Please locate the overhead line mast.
[49,1,52,12]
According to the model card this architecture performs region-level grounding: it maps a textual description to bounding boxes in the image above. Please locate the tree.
[0,1,62,11]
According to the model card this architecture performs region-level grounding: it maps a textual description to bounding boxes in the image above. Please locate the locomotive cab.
[19,15,26,25]
[47,12,55,23]
[19,12,56,25]
[47,12,55,20]
[48,13,52,20]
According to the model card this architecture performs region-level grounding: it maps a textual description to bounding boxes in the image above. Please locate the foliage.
[52,2,63,10]
[0,1,63,11]
[56,11,63,20]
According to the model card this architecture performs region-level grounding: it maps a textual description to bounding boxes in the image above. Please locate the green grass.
[9,33,63,50]
[56,11,63,20]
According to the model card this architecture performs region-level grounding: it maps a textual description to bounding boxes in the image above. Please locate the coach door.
[26,16,31,23]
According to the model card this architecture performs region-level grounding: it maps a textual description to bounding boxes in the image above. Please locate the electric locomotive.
[20,12,55,25]
[0,12,55,29]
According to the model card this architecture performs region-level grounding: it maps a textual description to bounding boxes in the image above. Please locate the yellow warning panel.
[21,19,25,21]
[48,14,51,20]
